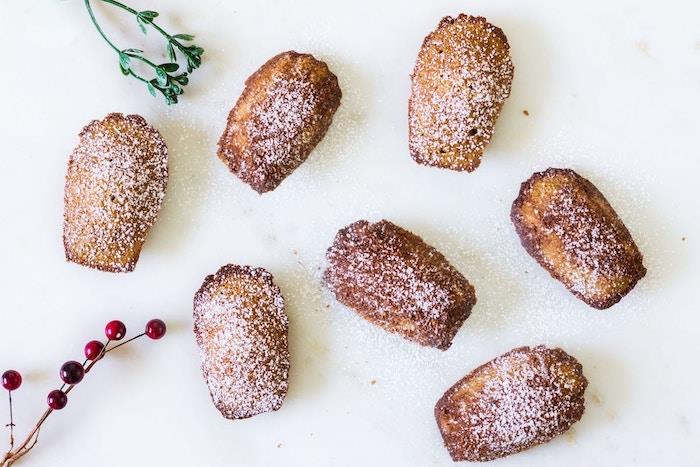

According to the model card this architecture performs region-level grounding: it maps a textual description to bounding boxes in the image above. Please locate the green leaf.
[190,46,205,56]
[155,67,168,87]
[159,62,179,73]
[118,53,130,68]
[174,73,189,85]
[136,16,147,34]
[182,45,204,72]
[120,64,130,76]
[165,93,178,105]
[167,43,176,62]
[138,10,159,20]
[147,82,157,97]
[173,33,195,41]
[123,48,143,54]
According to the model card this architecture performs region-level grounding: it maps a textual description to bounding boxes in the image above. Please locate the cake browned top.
[324,220,476,349]
[409,14,514,172]
[193,264,290,419]
[511,168,646,309]
[435,346,587,461]
[218,50,341,193]
[63,113,168,272]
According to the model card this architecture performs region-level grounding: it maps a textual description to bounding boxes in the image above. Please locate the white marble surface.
[0,0,698,465]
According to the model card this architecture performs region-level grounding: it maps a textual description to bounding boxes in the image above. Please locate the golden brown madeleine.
[435,346,587,462]
[409,15,514,172]
[324,220,476,350]
[63,113,168,273]
[193,265,290,419]
[511,168,646,309]
[217,51,342,193]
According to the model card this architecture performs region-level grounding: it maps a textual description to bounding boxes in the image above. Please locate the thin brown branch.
[6,392,13,451]
[1,317,160,466]
[1,338,113,466]
[106,333,145,353]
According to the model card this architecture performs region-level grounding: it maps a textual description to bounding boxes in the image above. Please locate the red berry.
[60,361,85,385]
[145,319,167,340]
[105,320,126,341]
[1,370,22,391]
[47,390,68,410]
[84,340,105,360]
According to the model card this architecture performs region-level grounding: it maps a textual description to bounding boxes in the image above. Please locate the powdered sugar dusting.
[247,78,319,166]
[324,220,476,350]
[63,113,168,272]
[409,15,514,171]
[193,264,290,419]
[436,346,587,461]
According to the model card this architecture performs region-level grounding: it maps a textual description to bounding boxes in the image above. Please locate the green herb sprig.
[84,0,205,105]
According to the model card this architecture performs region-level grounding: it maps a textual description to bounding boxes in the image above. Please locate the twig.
[2,319,165,466]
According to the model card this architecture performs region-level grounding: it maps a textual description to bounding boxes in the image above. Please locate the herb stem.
[97,0,138,15]
[83,0,204,104]
[96,0,176,43]
[84,0,120,54]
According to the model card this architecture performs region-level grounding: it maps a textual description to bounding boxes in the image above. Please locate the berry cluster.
[1,319,166,466]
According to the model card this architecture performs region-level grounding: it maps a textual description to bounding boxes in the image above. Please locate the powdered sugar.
[193,265,290,419]
[546,188,630,296]
[247,78,319,166]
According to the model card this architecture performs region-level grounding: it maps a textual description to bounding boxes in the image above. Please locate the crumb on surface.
[522,109,529,116]
[635,40,649,55]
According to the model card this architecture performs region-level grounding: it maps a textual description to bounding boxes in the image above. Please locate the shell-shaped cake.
[511,168,646,309]
[324,220,476,350]
[63,113,168,273]
[435,346,587,461]
[409,15,514,172]
[218,51,342,193]
[193,265,290,419]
